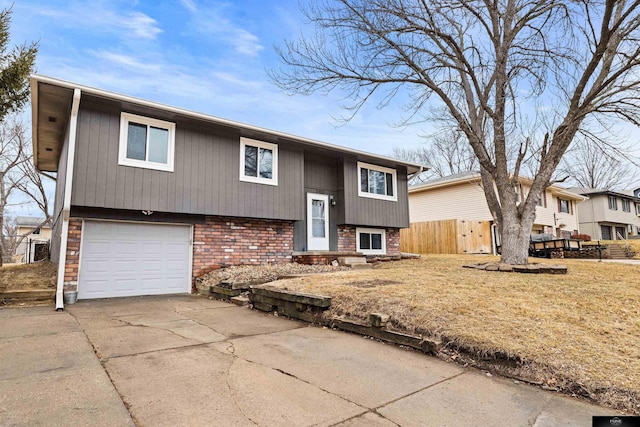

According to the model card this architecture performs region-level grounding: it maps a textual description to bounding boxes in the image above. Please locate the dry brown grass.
[0,261,56,290]
[269,255,640,414]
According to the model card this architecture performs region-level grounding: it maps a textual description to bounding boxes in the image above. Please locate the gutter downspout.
[55,88,81,311]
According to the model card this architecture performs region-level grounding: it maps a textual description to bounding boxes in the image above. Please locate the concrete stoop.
[338,256,373,270]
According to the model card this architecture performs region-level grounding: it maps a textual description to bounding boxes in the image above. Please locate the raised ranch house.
[570,188,640,240]
[405,172,586,254]
[14,216,51,263]
[31,75,423,308]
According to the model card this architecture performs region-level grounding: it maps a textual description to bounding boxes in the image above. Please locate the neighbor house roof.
[15,217,51,227]
[568,187,640,203]
[30,74,427,175]
[410,172,587,201]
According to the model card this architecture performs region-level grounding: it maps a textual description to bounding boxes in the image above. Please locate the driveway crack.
[67,311,140,426]
[224,345,260,426]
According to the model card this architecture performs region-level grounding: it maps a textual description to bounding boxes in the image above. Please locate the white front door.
[307,193,329,251]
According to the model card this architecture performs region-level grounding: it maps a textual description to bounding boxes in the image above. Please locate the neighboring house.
[14,217,51,263]
[408,172,586,250]
[570,188,640,240]
[30,75,423,306]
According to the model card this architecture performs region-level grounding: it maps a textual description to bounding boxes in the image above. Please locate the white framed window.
[118,113,175,172]
[357,162,397,201]
[32,228,41,235]
[356,227,386,255]
[240,137,278,186]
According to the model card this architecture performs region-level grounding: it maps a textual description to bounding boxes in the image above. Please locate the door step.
[337,256,371,269]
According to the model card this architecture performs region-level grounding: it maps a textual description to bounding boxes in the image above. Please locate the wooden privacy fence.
[400,219,493,254]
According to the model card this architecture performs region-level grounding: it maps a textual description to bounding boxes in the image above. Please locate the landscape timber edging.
[248,286,442,355]
[463,262,568,274]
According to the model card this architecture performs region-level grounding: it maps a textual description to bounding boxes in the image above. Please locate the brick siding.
[63,218,82,292]
[338,225,356,251]
[193,216,294,279]
[385,228,401,255]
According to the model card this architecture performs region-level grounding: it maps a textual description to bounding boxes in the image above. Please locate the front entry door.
[307,193,329,251]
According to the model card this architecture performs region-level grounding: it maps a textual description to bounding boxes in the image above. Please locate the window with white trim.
[240,137,278,186]
[118,113,175,172]
[357,162,397,201]
[356,227,386,255]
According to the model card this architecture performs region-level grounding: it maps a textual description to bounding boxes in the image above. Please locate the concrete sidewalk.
[2,296,616,426]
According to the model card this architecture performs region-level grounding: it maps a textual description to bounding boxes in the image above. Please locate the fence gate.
[401,219,492,254]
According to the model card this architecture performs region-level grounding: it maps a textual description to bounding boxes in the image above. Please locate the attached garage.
[78,221,192,299]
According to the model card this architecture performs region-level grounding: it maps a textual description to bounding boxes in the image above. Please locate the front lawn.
[268,255,640,414]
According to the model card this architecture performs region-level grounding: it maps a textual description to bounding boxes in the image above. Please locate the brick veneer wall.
[193,216,294,278]
[63,218,82,292]
[337,225,401,255]
[338,225,356,251]
[385,228,401,255]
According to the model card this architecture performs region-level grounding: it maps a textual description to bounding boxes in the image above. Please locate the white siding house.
[409,172,586,239]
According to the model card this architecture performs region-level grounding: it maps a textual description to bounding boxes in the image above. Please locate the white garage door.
[78,221,191,299]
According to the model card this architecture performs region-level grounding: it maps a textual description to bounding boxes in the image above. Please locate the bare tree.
[14,151,54,223]
[2,215,16,262]
[272,0,640,265]
[559,139,639,190]
[393,130,478,183]
[0,116,29,265]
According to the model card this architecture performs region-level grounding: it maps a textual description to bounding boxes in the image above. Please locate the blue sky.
[12,0,428,156]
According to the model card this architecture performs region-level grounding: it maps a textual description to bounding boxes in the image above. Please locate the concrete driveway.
[1,296,615,426]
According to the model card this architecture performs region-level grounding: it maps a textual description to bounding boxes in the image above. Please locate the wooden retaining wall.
[401,219,492,254]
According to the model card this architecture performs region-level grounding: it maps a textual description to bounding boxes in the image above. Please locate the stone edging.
[463,262,567,274]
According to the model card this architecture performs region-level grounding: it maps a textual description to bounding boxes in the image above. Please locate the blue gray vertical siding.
[50,122,70,264]
[342,158,409,228]
[68,99,410,238]
[71,103,304,220]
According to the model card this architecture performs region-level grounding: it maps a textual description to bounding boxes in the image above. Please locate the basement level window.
[118,113,175,172]
[356,227,386,255]
[357,162,397,201]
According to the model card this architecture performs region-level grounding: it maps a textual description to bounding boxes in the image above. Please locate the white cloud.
[180,0,197,13]
[94,51,162,73]
[183,4,264,57]
[33,2,162,41]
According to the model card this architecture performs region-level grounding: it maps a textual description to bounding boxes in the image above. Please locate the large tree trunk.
[499,205,537,265]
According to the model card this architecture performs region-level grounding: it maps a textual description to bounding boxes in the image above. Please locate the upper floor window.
[32,228,41,235]
[358,162,397,201]
[240,137,278,186]
[118,113,175,172]
[536,192,546,207]
[622,199,631,212]
[558,199,571,214]
[608,196,618,210]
